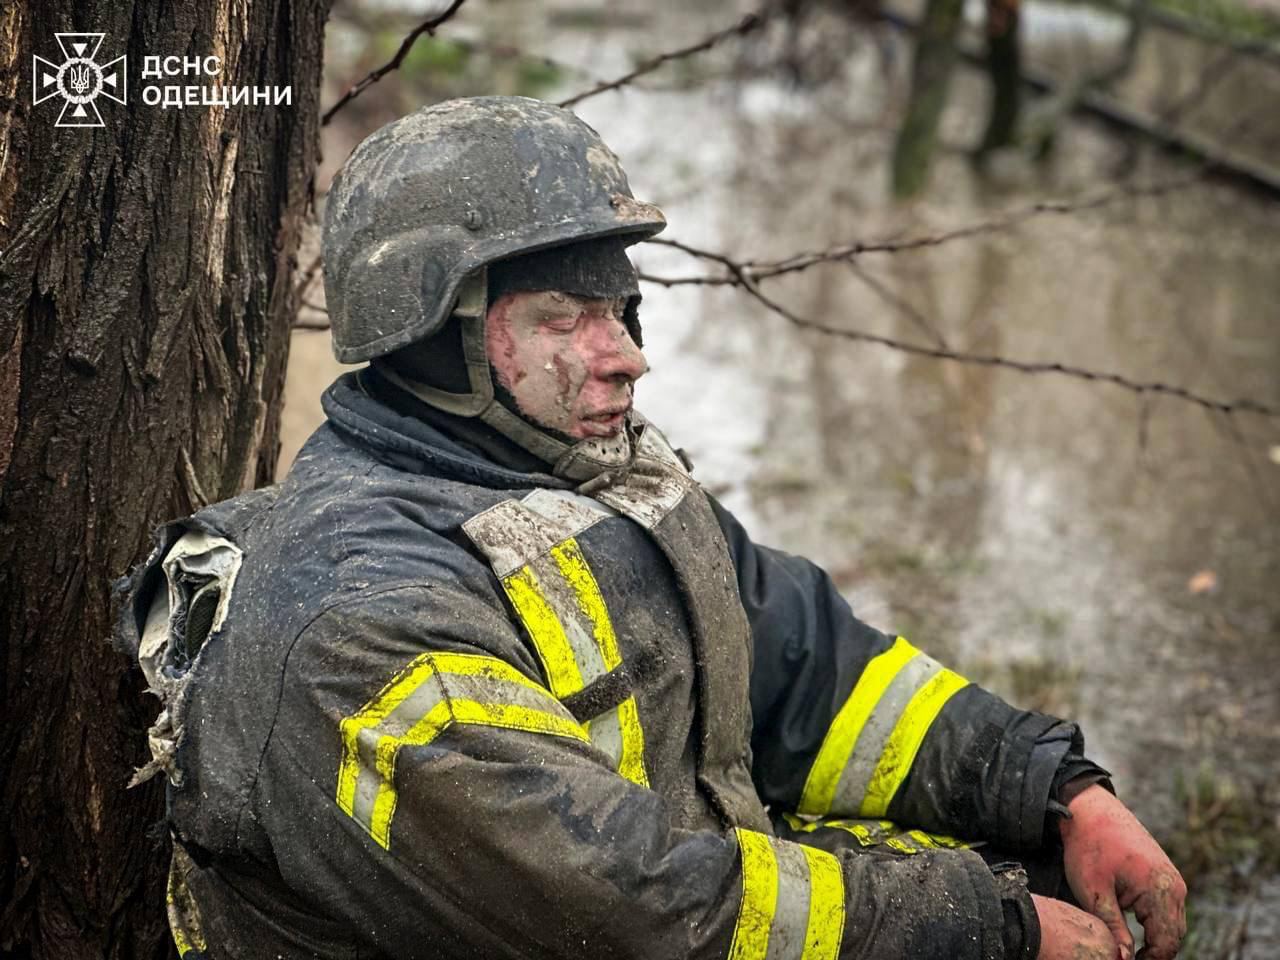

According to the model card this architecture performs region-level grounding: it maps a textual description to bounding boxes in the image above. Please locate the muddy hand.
[1058,785,1188,960]
[1034,894,1119,960]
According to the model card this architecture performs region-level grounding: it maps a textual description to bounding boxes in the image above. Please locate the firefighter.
[122,96,1185,960]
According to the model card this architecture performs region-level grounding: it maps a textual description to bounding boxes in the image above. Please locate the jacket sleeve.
[710,497,1084,853]
[252,580,1018,960]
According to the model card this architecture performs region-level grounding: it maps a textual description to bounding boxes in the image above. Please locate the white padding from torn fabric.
[133,531,243,787]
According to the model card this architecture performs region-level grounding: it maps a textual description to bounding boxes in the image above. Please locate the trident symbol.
[67,63,93,96]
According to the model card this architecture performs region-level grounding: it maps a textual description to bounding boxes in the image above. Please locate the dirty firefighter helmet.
[322,96,667,364]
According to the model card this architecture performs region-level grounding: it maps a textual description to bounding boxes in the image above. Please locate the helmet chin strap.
[378,268,637,484]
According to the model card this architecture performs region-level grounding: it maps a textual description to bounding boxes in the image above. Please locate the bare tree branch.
[652,237,1280,419]
[295,253,323,300]
[844,261,951,350]
[304,12,1277,420]
[556,11,766,109]
[640,172,1198,287]
[322,0,469,126]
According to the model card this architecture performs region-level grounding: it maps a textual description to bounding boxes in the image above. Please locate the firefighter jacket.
[120,369,1090,960]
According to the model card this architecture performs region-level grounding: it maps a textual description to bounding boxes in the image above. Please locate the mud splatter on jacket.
[121,370,1087,960]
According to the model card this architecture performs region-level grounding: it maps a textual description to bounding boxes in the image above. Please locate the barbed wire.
[640,171,1199,287]
[322,0,469,126]
[555,10,767,109]
[298,3,1279,422]
[651,237,1279,419]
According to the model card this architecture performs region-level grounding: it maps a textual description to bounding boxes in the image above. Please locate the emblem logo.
[32,33,127,128]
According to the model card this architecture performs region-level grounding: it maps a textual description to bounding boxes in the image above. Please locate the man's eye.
[540,313,579,331]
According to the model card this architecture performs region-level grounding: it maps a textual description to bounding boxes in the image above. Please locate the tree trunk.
[0,0,329,956]
[978,0,1021,154]
[891,0,965,198]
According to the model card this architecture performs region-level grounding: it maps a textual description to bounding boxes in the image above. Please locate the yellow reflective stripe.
[800,846,845,960]
[906,829,970,849]
[845,823,879,847]
[171,928,197,958]
[500,538,649,786]
[797,637,918,816]
[166,855,208,956]
[551,539,622,669]
[336,653,439,817]
[423,651,552,686]
[781,813,968,855]
[501,565,584,698]
[367,697,589,849]
[167,899,201,957]
[614,695,650,786]
[730,829,780,960]
[337,651,552,816]
[860,669,969,815]
[550,538,649,785]
[730,829,848,960]
[794,817,882,847]
[335,651,587,850]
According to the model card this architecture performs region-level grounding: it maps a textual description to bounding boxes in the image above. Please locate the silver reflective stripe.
[462,500,558,578]
[730,829,846,960]
[337,653,588,848]
[587,706,625,767]
[525,550,610,682]
[463,492,613,578]
[767,842,815,960]
[463,491,649,784]
[519,547,628,764]
[348,672,450,835]
[830,653,944,813]
[521,487,616,530]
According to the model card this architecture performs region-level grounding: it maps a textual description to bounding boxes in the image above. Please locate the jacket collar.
[321,370,573,490]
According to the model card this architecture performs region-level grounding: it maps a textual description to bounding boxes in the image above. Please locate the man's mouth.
[580,405,630,434]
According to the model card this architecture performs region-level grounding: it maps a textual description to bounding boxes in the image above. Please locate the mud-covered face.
[485,290,648,439]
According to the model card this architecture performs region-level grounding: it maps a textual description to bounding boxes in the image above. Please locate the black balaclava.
[371,236,644,481]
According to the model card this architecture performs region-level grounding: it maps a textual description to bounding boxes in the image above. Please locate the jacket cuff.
[996,716,1078,851]
[991,863,1040,960]
[1043,754,1114,840]
[959,851,1020,960]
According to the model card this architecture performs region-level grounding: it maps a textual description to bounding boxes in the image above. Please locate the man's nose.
[586,316,648,382]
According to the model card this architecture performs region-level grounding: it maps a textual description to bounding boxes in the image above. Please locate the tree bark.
[0,0,329,956]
